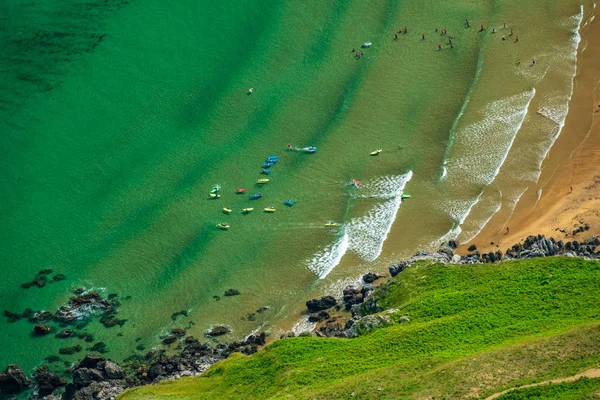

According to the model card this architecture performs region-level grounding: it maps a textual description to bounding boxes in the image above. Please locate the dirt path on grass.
[483,367,600,399]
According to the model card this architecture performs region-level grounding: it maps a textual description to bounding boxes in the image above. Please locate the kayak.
[261,162,274,168]
[217,223,230,230]
[210,184,221,193]
[351,179,362,188]
[324,221,338,227]
[260,169,271,174]
[284,200,295,206]
[257,178,269,184]
[250,193,262,200]
[209,193,221,199]
[401,194,411,199]
[361,42,372,48]
[370,149,382,156]
[264,207,276,213]
[306,147,318,153]
[265,158,278,164]
[242,208,254,213]
[236,188,247,194]
[223,208,232,214]
[267,155,278,161]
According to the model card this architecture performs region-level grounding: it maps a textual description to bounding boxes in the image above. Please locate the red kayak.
[351,179,362,188]
[236,188,247,194]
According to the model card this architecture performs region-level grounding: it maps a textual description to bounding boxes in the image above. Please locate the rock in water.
[467,244,477,251]
[103,361,125,379]
[162,336,178,344]
[362,272,381,284]
[0,364,30,394]
[224,289,241,296]
[305,296,337,312]
[33,365,67,396]
[34,324,52,335]
[389,261,408,277]
[206,326,231,337]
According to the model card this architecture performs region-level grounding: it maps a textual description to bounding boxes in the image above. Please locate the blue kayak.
[261,162,274,168]
[306,147,318,153]
[250,193,262,200]
[284,200,295,206]
[261,169,271,174]
[267,155,279,160]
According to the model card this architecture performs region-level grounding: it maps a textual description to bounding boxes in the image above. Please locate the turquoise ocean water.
[0,0,592,375]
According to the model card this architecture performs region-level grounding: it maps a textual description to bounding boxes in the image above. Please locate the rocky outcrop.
[34,324,52,335]
[362,272,382,284]
[224,289,240,296]
[308,311,330,323]
[342,286,364,310]
[305,296,337,312]
[33,365,67,396]
[0,364,30,395]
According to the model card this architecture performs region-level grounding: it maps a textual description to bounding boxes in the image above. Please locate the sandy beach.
[463,8,600,255]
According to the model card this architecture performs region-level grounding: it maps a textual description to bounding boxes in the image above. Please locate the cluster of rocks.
[3,289,125,339]
[20,269,67,289]
[465,234,600,264]
[1,331,269,399]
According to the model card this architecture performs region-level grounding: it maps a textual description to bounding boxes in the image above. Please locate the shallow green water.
[0,0,591,374]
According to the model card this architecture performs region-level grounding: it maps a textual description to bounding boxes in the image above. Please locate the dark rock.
[308,311,330,322]
[245,313,256,321]
[21,281,34,289]
[224,289,241,296]
[389,261,409,277]
[33,275,48,287]
[206,326,230,337]
[89,342,109,354]
[362,272,381,284]
[467,244,477,251]
[171,310,188,321]
[34,324,52,335]
[244,332,266,346]
[0,364,30,394]
[171,328,186,336]
[342,286,364,310]
[103,361,125,379]
[136,344,146,351]
[55,329,75,339]
[184,336,197,344]
[59,345,82,355]
[28,311,53,323]
[39,269,53,275]
[162,336,178,344]
[212,295,221,301]
[79,355,105,369]
[256,306,269,313]
[279,332,295,339]
[147,364,165,380]
[52,273,67,282]
[306,295,337,312]
[44,355,61,363]
[33,365,67,396]
[448,240,458,249]
[3,310,22,323]
[72,367,104,388]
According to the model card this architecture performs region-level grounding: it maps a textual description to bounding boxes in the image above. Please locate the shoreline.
[3,233,599,399]
[460,5,600,255]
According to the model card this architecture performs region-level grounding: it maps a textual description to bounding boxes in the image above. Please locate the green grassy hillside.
[120,258,600,399]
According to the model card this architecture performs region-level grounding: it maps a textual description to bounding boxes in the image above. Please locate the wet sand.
[462,8,600,254]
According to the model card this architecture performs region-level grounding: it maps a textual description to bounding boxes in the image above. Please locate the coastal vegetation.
[120,257,600,399]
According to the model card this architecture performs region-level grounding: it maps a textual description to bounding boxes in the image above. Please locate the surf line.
[306,171,413,279]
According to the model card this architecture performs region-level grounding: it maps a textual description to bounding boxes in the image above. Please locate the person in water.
[480,24,484,31]
[510,29,514,36]
[515,36,519,42]
[395,33,398,40]
[438,44,442,50]
[492,28,496,33]
[422,33,425,40]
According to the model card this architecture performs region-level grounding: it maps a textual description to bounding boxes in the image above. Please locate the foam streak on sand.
[306,172,413,279]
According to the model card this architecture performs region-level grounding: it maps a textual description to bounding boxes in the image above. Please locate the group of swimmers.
[387,19,520,52]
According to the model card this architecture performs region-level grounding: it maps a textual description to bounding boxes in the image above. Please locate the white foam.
[292,316,316,335]
[305,172,413,279]
[347,171,413,261]
[306,231,349,279]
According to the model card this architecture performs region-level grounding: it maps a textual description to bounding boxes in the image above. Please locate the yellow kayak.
[257,178,270,184]
[370,149,382,156]
[325,221,338,227]
[223,208,232,214]
[242,208,254,213]
[217,223,230,229]
[209,193,221,199]
[264,207,276,213]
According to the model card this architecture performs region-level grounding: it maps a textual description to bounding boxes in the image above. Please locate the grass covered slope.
[120,258,600,399]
